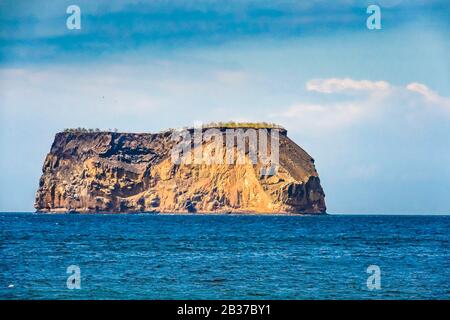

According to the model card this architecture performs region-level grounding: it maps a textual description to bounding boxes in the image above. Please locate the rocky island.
[35,123,326,214]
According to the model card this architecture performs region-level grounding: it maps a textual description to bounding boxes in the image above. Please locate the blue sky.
[0,0,449,213]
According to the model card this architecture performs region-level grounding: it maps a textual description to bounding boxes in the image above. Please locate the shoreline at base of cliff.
[34,210,328,216]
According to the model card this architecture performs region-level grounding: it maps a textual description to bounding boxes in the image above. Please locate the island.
[35,123,326,214]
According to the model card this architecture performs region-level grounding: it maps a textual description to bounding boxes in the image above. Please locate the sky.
[0,0,449,213]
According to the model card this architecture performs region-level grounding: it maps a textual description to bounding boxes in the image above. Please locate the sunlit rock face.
[35,127,326,214]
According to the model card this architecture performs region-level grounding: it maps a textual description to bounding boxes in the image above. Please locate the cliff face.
[35,128,326,214]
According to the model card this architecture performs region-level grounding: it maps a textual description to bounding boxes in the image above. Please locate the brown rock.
[35,127,326,214]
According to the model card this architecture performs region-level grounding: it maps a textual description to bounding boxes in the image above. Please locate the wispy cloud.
[272,78,450,131]
[0,63,257,131]
[1,0,448,64]
[0,66,161,121]
[406,82,450,111]
[276,102,366,129]
[306,78,391,94]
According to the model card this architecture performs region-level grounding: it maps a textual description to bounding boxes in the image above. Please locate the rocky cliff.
[35,126,326,214]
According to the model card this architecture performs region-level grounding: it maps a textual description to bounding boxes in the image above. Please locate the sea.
[0,213,449,299]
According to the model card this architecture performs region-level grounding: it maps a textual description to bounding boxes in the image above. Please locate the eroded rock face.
[35,128,326,214]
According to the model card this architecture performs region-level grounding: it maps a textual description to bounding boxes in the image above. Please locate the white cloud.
[270,78,392,130]
[272,78,450,132]
[406,82,450,111]
[274,102,367,130]
[306,78,391,94]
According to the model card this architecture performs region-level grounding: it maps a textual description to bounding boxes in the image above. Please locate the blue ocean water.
[0,213,449,300]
